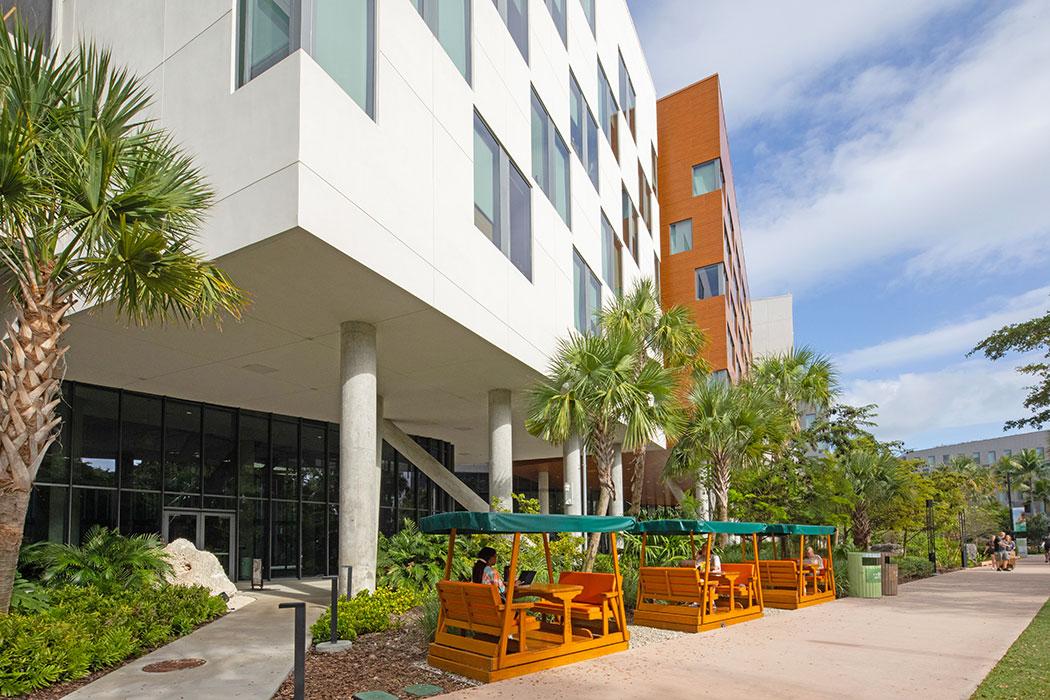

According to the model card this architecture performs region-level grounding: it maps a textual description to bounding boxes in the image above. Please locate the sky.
[627,0,1050,451]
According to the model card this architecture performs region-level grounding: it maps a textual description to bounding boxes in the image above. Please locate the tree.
[597,279,706,516]
[664,378,791,540]
[751,346,838,419]
[526,331,680,570]
[0,26,246,611]
[1000,448,1049,512]
[970,303,1050,430]
[836,449,910,549]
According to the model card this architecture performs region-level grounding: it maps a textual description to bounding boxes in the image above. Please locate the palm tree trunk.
[583,432,615,571]
[627,446,646,517]
[0,279,69,612]
[712,459,730,545]
[852,504,872,549]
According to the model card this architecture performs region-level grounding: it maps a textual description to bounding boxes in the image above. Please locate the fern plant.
[24,527,172,593]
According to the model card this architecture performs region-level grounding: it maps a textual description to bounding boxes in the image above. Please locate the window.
[942,454,950,464]
[669,219,692,254]
[692,158,724,196]
[1004,449,1012,457]
[638,161,652,231]
[987,451,996,464]
[972,451,981,462]
[239,1,375,116]
[597,61,619,161]
[492,0,528,62]
[621,185,639,263]
[651,144,658,193]
[654,252,661,295]
[569,72,599,190]
[413,0,471,82]
[573,249,601,333]
[543,0,567,46]
[601,213,622,294]
[618,52,636,139]
[695,262,726,300]
[926,456,935,467]
[474,113,533,279]
[531,90,571,228]
[1038,447,1045,458]
[712,370,729,384]
[580,0,596,34]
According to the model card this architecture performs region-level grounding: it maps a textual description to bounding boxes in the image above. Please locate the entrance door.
[163,511,236,579]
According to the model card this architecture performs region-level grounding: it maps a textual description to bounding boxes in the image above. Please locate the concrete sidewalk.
[67,580,329,700]
[449,558,1050,700]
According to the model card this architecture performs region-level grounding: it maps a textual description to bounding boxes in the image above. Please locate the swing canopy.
[631,519,767,535]
[419,511,636,535]
[763,523,836,536]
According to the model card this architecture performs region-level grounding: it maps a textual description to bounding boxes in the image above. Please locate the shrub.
[309,587,422,644]
[417,592,441,644]
[9,572,50,614]
[0,584,224,697]
[376,520,472,592]
[23,527,172,594]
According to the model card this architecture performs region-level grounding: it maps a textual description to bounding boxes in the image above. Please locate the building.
[21,0,660,591]
[750,294,794,359]
[906,430,1050,513]
[656,74,751,383]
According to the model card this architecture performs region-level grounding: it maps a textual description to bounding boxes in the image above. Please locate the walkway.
[449,558,1050,700]
[67,580,329,700]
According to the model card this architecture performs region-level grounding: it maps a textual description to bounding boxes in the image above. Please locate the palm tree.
[0,26,246,611]
[664,378,791,540]
[597,279,706,516]
[1004,449,1049,513]
[526,330,680,570]
[839,450,905,549]
[995,454,1029,511]
[751,346,838,426]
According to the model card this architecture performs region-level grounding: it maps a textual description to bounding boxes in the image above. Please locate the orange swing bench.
[421,512,633,683]
[632,519,766,633]
[758,523,837,610]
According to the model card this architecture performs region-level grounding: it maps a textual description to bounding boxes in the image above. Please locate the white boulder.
[163,538,238,599]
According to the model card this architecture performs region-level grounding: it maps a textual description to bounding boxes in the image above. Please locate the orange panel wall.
[656,75,752,380]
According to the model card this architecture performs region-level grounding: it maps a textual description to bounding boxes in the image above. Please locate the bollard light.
[279,601,306,700]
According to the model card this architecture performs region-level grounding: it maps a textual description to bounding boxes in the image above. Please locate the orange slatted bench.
[532,572,621,636]
[436,581,539,653]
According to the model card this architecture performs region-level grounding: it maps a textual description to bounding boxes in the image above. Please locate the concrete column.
[538,471,550,514]
[563,435,582,515]
[339,321,378,597]
[610,444,624,516]
[488,389,513,512]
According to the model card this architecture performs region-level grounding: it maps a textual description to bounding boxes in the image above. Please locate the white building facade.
[28,0,660,591]
[749,294,794,360]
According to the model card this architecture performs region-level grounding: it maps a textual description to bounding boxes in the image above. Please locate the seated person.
[472,546,505,595]
[696,552,722,576]
[803,546,824,568]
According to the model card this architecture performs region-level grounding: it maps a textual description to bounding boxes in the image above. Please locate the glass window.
[203,408,236,496]
[531,90,571,228]
[580,0,595,34]
[597,61,618,160]
[670,219,692,254]
[621,184,638,263]
[38,392,70,484]
[239,413,270,498]
[381,443,397,510]
[651,143,658,193]
[654,252,661,294]
[972,451,981,461]
[492,0,528,62]
[474,112,533,279]
[120,491,161,537]
[987,451,996,464]
[165,401,201,494]
[712,370,729,384]
[638,161,652,231]
[1038,447,1045,458]
[328,503,338,573]
[310,0,375,115]
[573,248,601,333]
[270,499,298,577]
[238,498,267,579]
[942,454,950,464]
[601,213,622,294]
[695,262,726,300]
[692,158,724,196]
[24,485,69,544]
[413,0,471,82]
[543,0,567,45]
[301,422,327,502]
[618,52,636,138]
[238,0,300,86]
[121,393,161,490]
[272,419,299,501]
[72,385,118,487]
[1004,449,1012,457]
[301,502,327,576]
[70,487,117,544]
[569,72,599,191]
[327,426,340,503]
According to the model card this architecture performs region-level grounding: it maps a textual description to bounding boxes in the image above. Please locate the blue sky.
[627,0,1050,450]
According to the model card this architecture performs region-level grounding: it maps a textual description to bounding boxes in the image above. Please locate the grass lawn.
[972,596,1050,699]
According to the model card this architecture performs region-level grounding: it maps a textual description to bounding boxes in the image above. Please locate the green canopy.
[631,519,767,535]
[419,512,636,535]
[764,523,836,536]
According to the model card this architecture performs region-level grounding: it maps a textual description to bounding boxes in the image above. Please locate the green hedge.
[0,584,226,697]
[310,587,422,644]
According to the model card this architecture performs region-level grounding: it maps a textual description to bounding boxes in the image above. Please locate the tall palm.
[840,450,904,549]
[995,454,1030,510]
[664,378,791,540]
[752,346,838,424]
[1005,449,1049,511]
[0,26,246,611]
[597,279,706,516]
[526,330,680,570]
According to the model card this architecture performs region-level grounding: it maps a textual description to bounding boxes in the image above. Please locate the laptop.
[504,567,537,585]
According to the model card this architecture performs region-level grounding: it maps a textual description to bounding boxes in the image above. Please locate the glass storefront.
[27,381,460,580]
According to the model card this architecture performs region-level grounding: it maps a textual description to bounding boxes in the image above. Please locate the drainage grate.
[142,658,206,673]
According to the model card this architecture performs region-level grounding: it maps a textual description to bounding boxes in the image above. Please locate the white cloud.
[841,358,1033,446]
[743,0,1050,295]
[836,286,1050,374]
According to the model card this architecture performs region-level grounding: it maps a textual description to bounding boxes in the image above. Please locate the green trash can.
[847,552,882,598]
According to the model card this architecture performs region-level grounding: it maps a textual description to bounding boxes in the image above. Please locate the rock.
[163,538,238,599]
[870,543,904,556]
[226,594,256,611]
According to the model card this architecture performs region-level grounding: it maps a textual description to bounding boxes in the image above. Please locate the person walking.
[992,532,1006,571]
[1043,533,1050,563]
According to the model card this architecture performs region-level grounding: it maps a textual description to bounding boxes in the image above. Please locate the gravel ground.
[626,623,687,647]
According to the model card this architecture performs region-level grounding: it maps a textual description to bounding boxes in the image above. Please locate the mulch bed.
[272,622,476,700]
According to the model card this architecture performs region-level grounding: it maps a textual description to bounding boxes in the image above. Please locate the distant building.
[750,294,794,359]
[906,430,1050,513]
